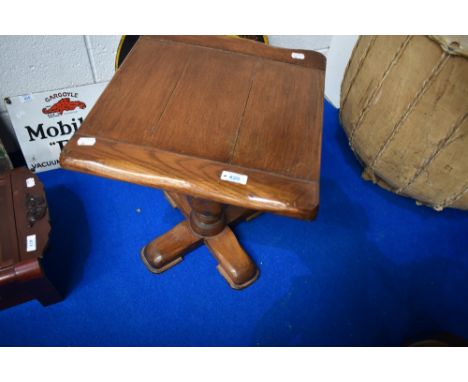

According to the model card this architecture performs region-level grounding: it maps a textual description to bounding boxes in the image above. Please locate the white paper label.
[77,137,96,146]
[21,94,34,103]
[220,171,248,185]
[291,52,305,60]
[26,177,36,188]
[26,234,37,252]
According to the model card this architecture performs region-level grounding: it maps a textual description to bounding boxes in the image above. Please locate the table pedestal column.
[188,197,226,237]
[141,193,259,289]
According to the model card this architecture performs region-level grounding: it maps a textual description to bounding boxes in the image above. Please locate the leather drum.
[340,35,468,211]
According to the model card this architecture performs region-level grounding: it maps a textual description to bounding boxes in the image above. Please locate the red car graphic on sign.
[42,98,86,115]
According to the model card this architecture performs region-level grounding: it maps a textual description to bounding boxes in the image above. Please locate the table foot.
[143,193,260,289]
[141,221,202,273]
[217,265,259,290]
[205,227,259,290]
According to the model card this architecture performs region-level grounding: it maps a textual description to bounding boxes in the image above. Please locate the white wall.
[268,35,331,55]
[0,35,333,153]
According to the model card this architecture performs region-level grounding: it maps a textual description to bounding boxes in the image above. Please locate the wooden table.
[60,36,325,289]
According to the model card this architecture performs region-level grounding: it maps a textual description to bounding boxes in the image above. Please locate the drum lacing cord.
[348,35,413,151]
[365,51,450,180]
[396,112,468,195]
[435,183,468,211]
[340,36,377,113]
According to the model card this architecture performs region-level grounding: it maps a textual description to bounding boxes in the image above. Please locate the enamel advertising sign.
[5,82,108,173]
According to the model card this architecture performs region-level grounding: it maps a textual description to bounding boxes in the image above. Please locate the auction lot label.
[5,82,108,173]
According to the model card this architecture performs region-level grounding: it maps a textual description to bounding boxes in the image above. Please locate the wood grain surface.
[141,220,202,273]
[205,227,259,289]
[61,36,325,219]
[11,168,50,262]
[0,168,61,310]
[0,168,50,268]
[141,193,261,288]
[0,171,19,268]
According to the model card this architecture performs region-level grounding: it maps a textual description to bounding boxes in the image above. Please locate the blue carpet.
[1,101,467,346]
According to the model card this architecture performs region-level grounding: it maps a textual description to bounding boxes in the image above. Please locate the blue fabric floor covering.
[1,101,467,346]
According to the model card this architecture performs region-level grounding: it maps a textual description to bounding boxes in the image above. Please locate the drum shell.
[340,35,468,210]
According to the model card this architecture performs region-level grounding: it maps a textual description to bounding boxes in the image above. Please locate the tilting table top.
[61,36,326,219]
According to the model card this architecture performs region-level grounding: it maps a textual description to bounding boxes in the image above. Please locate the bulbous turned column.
[188,197,226,237]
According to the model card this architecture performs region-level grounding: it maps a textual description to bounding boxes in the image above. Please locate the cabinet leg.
[36,275,63,306]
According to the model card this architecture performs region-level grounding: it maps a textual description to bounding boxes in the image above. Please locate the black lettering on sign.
[24,124,47,141]
[24,117,84,142]
[46,126,59,137]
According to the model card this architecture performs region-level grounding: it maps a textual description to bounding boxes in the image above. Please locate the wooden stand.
[141,193,259,289]
[60,36,325,291]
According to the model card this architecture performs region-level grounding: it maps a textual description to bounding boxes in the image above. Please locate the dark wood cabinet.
[0,167,62,309]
